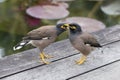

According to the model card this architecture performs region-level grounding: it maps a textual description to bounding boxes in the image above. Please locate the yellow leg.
[39,52,50,64]
[42,53,53,59]
[76,55,87,65]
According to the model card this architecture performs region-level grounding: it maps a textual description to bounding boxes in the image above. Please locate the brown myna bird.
[13,23,68,64]
[67,23,102,64]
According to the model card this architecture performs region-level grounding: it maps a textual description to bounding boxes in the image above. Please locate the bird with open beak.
[66,23,102,64]
[13,23,68,64]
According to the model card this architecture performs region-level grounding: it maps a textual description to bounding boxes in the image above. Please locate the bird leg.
[76,55,87,64]
[39,52,50,64]
[42,53,53,59]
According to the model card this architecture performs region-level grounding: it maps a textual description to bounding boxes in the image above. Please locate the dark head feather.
[69,23,82,34]
[56,23,68,35]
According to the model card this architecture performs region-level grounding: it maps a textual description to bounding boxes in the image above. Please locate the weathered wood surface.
[70,60,120,80]
[2,41,120,80]
[0,25,120,80]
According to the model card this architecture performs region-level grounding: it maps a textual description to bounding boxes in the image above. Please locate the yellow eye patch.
[70,26,76,30]
[61,24,69,29]
[61,26,66,29]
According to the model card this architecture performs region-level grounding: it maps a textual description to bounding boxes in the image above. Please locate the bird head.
[56,23,69,35]
[56,23,69,30]
[68,23,82,34]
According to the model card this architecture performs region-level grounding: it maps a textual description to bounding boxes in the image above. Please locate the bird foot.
[75,60,85,64]
[75,55,87,65]
[43,54,53,59]
[40,53,51,64]
[41,59,50,64]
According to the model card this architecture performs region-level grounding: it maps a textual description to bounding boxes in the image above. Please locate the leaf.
[101,0,120,15]
[26,5,69,19]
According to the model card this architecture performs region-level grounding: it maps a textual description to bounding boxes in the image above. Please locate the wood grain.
[0,25,120,80]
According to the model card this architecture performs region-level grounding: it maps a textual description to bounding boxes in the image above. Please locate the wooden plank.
[69,60,120,80]
[93,25,120,45]
[0,25,120,79]
[1,41,120,80]
[0,39,77,78]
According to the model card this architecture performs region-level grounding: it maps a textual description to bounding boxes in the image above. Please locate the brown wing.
[80,33,102,47]
[23,26,56,40]
[72,38,92,55]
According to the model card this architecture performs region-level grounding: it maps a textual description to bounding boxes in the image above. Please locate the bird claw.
[75,60,85,64]
[43,54,53,59]
[75,55,87,65]
[39,52,53,64]
[42,60,50,64]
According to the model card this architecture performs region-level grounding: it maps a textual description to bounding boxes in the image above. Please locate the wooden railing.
[0,25,120,80]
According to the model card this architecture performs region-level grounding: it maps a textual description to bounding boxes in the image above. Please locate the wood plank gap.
[0,53,79,79]
[102,39,120,46]
[1,36,120,79]
[1,25,120,79]
[66,58,120,80]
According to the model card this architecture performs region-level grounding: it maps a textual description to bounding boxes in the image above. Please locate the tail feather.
[13,40,30,50]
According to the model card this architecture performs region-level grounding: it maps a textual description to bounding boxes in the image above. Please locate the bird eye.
[64,25,67,27]
[60,24,69,29]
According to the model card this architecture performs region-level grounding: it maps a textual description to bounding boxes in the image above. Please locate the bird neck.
[70,30,82,35]
[69,31,82,42]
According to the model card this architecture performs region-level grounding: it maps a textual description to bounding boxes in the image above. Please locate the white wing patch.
[20,42,26,45]
[42,37,49,40]
[13,40,30,51]
[13,46,22,50]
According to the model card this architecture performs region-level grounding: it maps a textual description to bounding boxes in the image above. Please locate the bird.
[67,23,102,64]
[13,23,69,64]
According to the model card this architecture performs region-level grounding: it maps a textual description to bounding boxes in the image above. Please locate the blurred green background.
[0,0,120,56]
